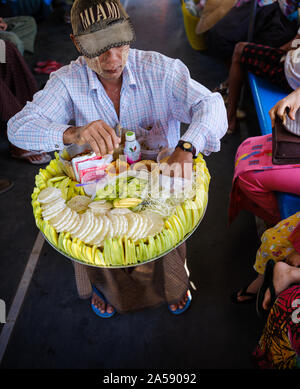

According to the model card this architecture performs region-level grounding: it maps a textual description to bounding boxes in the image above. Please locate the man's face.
[85,45,130,80]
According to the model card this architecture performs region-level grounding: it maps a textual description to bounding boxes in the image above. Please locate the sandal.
[256,260,276,319]
[168,290,192,315]
[91,285,116,319]
[230,284,257,304]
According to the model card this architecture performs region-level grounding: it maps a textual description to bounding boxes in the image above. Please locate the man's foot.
[262,261,294,311]
[168,290,192,314]
[91,291,115,315]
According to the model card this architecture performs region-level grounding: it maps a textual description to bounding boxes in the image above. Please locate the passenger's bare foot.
[262,262,294,311]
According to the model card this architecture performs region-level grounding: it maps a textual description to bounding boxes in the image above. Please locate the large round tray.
[32,152,210,269]
[41,200,207,268]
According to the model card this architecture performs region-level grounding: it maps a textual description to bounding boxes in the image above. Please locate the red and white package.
[71,152,113,183]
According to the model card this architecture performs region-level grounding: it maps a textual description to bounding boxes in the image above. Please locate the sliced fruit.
[67,195,92,212]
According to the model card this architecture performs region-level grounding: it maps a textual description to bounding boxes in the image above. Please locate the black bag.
[272,116,300,165]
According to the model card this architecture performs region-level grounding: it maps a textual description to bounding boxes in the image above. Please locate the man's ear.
[70,33,81,53]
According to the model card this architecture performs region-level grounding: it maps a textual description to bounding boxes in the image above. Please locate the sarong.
[252,285,300,369]
[73,243,190,314]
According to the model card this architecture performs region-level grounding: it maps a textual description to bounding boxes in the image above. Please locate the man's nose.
[103,48,121,61]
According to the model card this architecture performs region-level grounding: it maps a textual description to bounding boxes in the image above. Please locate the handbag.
[272,115,300,165]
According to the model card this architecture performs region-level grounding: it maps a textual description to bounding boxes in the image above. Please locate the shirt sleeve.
[169,59,228,155]
[7,72,74,152]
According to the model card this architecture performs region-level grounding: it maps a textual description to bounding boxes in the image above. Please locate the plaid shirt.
[7,49,227,155]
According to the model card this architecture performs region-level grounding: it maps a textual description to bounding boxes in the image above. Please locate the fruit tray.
[31,152,210,268]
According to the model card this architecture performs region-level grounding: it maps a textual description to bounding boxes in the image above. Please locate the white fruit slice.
[37,187,61,204]
[126,212,139,239]
[93,215,110,246]
[42,202,66,220]
[108,214,120,238]
[143,215,154,237]
[88,201,112,216]
[85,216,104,244]
[55,208,74,232]
[69,213,85,236]
[110,208,132,215]
[131,214,144,241]
[50,207,72,229]
[42,197,65,212]
[67,195,92,212]
[58,210,79,232]
[135,214,149,240]
[140,211,164,236]
[77,211,95,241]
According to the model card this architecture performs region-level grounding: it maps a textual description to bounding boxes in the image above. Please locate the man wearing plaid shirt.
[8,0,227,316]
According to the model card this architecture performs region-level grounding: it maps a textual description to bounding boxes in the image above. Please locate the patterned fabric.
[254,212,300,275]
[7,49,227,155]
[228,134,300,224]
[252,285,300,369]
[235,0,275,8]
[241,43,292,91]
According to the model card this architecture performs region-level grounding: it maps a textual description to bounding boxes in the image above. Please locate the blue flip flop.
[91,285,116,318]
[168,290,192,315]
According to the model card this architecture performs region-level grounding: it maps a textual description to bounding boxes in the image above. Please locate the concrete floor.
[0,0,267,369]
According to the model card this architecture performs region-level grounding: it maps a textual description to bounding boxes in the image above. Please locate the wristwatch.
[175,140,197,159]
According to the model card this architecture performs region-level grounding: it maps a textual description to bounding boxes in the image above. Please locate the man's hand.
[0,18,7,31]
[269,87,300,128]
[63,119,121,156]
[160,147,193,180]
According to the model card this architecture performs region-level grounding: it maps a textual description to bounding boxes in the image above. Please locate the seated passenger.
[228,87,300,229]
[0,15,37,55]
[231,212,300,304]
[252,261,300,369]
[0,39,50,163]
[206,0,298,62]
[222,26,300,133]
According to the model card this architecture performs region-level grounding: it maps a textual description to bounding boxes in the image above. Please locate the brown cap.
[71,0,136,58]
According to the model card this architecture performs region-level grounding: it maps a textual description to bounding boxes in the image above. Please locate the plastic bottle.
[124,131,141,164]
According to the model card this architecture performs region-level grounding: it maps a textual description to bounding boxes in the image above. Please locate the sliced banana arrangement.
[38,187,164,247]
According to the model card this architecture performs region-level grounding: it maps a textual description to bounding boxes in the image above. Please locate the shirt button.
[55,144,59,149]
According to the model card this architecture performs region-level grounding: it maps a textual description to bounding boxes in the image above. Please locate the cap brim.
[75,19,135,58]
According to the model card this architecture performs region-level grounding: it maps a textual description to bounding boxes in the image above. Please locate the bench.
[248,72,300,219]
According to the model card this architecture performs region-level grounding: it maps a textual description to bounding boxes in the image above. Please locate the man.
[8,0,227,316]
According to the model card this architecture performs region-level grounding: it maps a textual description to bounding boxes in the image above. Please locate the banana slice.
[37,187,61,204]
[67,195,92,212]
